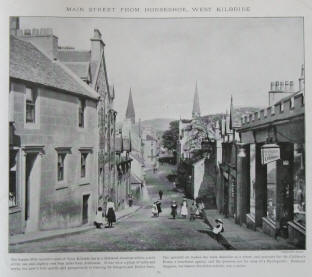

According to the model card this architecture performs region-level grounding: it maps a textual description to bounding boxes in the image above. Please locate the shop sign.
[261,144,280,165]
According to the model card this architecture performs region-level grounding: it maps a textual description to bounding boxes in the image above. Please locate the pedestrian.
[128,193,133,207]
[181,198,188,218]
[198,200,205,218]
[155,200,162,216]
[171,200,178,219]
[106,198,116,228]
[207,219,224,240]
[190,201,197,221]
[159,190,163,200]
[94,207,105,229]
[152,202,158,217]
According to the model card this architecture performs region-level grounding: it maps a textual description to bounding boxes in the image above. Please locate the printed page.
[1,0,311,276]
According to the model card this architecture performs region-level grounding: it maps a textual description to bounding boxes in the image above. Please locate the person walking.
[106,199,116,228]
[155,200,162,216]
[152,202,158,217]
[171,200,178,219]
[190,201,197,221]
[158,190,163,200]
[94,207,105,229]
[181,198,188,219]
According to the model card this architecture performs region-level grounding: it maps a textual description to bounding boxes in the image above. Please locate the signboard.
[261,144,280,164]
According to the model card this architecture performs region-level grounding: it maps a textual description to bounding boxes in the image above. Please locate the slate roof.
[62,62,90,80]
[10,36,99,100]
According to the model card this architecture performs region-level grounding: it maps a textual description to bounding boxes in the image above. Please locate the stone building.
[238,66,305,248]
[9,32,99,234]
[56,28,118,210]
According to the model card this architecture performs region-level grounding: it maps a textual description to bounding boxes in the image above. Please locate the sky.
[20,17,304,122]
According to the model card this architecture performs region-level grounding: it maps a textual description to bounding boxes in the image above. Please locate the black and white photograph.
[8,16,305,253]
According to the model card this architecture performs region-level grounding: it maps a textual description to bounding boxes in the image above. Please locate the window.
[78,99,86,127]
[9,150,18,207]
[25,87,36,123]
[81,153,87,178]
[249,144,256,217]
[57,153,65,181]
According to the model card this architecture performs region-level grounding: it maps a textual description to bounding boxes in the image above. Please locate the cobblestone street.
[10,164,224,252]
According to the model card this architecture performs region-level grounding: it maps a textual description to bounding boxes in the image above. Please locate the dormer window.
[26,87,36,123]
[78,99,86,127]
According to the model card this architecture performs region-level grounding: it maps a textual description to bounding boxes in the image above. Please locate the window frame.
[78,99,86,128]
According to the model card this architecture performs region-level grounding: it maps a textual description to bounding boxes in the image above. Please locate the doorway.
[24,152,41,233]
[82,194,90,224]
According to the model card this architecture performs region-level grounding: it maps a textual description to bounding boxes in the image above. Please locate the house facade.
[9,32,99,234]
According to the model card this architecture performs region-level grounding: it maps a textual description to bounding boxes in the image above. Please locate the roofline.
[10,77,100,101]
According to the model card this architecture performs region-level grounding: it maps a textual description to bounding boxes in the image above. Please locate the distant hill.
[141,118,176,132]
[201,107,261,127]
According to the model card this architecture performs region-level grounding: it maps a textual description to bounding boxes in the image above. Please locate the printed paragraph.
[10,256,156,271]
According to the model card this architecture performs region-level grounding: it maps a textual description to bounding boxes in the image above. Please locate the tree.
[162,120,179,151]
[184,116,216,152]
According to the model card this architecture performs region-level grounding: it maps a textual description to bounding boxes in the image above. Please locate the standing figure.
[128,193,133,207]
[171,201,178,219]
[94,207,105,229]
[159,190,163,200]
[156,200,162,216]
[190,201,197,221]
[152,202,158,217]
[106,199,116,228]
[180,198,188,218]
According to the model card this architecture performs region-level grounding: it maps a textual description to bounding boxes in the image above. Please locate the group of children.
[94,199,116,229]
[152,198,225,236]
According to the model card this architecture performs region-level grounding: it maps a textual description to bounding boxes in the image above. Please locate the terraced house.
[9,17,126,235]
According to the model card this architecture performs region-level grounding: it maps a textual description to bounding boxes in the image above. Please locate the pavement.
[202,209,296,250]
[9,205,141,246]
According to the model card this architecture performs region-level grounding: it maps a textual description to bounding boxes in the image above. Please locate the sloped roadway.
[10,164,225,253]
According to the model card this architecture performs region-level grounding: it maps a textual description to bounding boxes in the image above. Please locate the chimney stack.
[91,29,105,62]
[285,81,289,91]
[16,28,59,60]
[299,64,305,91]
[10,17,20,35]
[289,81,294,91]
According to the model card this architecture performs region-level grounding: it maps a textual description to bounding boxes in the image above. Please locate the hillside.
[141,118,176,132]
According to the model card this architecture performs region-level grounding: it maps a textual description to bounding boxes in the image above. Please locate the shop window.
[25,87,36,123]
[57,153,66,181]
[9,150,18,207]
[249,144,256,217]
[267,161,277,222]
[78,99,86,127]
[293,144,305,227]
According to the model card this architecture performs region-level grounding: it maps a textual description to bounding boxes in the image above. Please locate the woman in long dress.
[181,199,188,218]
[106,199,116,228]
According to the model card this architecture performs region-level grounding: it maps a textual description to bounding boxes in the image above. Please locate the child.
[152,203,158,217]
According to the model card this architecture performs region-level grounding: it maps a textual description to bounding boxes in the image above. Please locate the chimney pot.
[290,81,294,90]
[275,81,279,91]
[270,81,275,91]
[32,28,39,36]
[24,29,31,36]
[280,81,284,91]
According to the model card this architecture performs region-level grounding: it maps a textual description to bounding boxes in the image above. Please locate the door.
[82,194,90,224]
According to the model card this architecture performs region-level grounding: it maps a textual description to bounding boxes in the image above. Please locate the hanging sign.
[261,144,280,164]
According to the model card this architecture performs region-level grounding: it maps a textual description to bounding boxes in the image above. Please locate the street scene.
[9,17,305,252]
